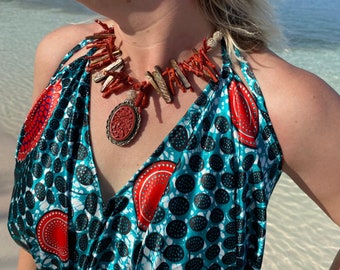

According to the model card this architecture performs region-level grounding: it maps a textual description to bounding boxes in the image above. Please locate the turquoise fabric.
[8,38,283,269]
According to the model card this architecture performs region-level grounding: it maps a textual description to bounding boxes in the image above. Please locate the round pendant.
[106,100,141,146]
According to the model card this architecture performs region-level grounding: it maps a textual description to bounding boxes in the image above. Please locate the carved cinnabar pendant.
[106,100,141,146]
[133,161,177,231]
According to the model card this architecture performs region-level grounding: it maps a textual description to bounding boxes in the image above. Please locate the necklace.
[86,20,222,146]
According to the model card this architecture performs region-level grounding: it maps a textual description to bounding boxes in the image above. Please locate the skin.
[17,0,340,268]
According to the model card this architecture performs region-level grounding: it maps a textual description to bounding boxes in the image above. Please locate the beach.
[0,0,339,269]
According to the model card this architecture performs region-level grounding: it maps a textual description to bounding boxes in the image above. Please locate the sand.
[0,129,19,269]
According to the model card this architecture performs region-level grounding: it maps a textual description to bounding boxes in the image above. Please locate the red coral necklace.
[86,20,222,146]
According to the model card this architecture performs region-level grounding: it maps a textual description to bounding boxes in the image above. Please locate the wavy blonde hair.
[198,0,283,54]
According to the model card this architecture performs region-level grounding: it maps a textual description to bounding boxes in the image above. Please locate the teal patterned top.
[8,38,283,269]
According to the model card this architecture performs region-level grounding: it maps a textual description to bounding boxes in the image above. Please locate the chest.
[88,81,201,202]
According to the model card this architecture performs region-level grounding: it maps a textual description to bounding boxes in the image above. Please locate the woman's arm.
[17,248,36,270]
[330,250,340,270]
[250,50,340,226]
[279,70,340,226]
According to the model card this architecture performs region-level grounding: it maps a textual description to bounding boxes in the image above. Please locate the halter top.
[8,38,283,269]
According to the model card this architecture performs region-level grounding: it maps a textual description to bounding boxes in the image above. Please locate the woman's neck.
[106,1,215,79]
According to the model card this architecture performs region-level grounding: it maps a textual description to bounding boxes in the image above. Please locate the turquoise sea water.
[275,0,340,91]
[0,0,339,269]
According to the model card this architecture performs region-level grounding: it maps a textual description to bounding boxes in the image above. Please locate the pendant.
[106,99,141,146]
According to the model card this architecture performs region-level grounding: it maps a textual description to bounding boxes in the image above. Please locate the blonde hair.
[198,0,283,54]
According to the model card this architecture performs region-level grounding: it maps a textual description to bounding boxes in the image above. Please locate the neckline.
[86,40,234,209]
[55,38,280,211]
[88,70,222,210]
[49,39,226,209]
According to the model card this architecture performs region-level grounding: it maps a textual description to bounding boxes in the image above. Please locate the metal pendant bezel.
[106,100,141,146]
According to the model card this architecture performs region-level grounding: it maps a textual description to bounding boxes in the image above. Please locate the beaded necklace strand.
[86,20,223,146]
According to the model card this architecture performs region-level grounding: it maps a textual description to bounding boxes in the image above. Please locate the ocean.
[0,0,339,269]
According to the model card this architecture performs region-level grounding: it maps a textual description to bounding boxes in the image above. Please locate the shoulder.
[247,49,339,156]
[32,21,102,101]
[249,49,340,225]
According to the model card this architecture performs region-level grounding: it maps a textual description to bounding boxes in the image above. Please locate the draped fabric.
[8,38,282,269]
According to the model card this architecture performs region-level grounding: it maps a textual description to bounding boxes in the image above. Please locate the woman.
[8,0,340,269]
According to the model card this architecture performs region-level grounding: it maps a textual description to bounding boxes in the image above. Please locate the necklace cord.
[85,19,222,146]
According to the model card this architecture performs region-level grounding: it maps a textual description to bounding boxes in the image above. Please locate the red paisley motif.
[133,161,176,231]
[36,210,68,262]
[17,79,62,161]
[229,80,259,148]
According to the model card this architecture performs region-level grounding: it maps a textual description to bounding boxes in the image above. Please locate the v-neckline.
[56,38,232,212]
[86,74,219,211]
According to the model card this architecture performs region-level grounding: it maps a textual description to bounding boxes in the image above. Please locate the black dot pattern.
[194,193,211,209]
[189,155,204,172]
[166,220,187,239]
[185,258,204,269]
[163,245,184,262]
[175,174,195,193]
[169,125,189,151]
[7,39,283,269]
[169,197,190,216]
[214,116,229,134]
[145,232,165,251]
[186,236,205,252]
[200,173,216,190]
[201,135,216,152]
